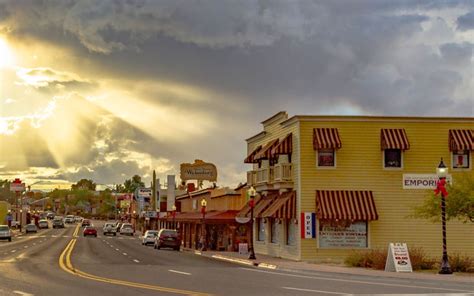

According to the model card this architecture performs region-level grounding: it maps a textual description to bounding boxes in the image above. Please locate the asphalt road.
[0,220,472,296]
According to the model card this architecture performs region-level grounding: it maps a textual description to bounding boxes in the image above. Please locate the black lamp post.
[248,186,257,260]
[200,199,207,251]
[436,158,453,275]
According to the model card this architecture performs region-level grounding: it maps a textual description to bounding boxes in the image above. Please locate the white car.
[142,230,158,245]
[119,223,134,236]
[38,219,49,229]
[64,215,75,224]
[103,223,117,236]
[0,225,12,242]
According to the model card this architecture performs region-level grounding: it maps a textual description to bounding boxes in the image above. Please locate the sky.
[0,0,473,191]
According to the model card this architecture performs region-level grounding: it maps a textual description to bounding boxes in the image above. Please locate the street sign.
[10,179,25,192]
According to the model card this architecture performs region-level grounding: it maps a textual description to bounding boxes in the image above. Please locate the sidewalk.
[184,248,474,284]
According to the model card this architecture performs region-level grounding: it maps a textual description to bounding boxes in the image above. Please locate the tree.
[71,179,96,191]
[123,175,145,193]
[414,173,474,223]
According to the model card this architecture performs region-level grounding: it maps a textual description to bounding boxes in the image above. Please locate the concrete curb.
[187,249,278,270]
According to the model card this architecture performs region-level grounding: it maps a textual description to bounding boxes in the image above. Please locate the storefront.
[245,111,473,262]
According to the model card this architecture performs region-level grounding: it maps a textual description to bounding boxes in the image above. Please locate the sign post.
[385,243,413,272]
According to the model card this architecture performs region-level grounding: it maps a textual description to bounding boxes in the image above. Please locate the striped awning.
[380,129,410,150]
[261,191,296,219]
[313,128,342,150]
[253,195,276,218]
[244,145,262,163]
[236,195,261,218]
[271,133,293,157]
[254,138,279,160]
[449,129,473,151]
[316,190,378,221]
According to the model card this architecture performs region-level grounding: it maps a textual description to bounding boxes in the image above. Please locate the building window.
[257,218,266,241]
[319,220,368,249]
[271,219,279,243]
[452,150,470,169]
[286,220,297,246]
[384,149,402,168]
[317,149,335,167]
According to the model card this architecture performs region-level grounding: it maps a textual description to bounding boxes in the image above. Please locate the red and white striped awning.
[313,128,342,150]
[261,191,296,219]
[254,138,279,160]
[316,190,378,221]
[271,133,292,157]
[244,145,262,163]
[449,129,473,151]
[380,129,410,150]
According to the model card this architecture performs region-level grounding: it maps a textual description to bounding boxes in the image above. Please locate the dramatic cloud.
[457,10,474,30]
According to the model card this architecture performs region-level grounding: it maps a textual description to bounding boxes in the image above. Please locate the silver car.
[25,224,38,234]
[0,225,12,242]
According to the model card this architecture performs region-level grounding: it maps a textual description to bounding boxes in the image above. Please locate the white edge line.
[168,269,191,276]
[282,287,349,295]
[133,259,140,263]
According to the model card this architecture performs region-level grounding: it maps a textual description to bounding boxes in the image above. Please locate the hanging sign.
[180,159,217,182]
[385,243,413,272]
[300,212,316,239]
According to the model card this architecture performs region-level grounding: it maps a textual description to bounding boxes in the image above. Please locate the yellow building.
[244,111,473,262]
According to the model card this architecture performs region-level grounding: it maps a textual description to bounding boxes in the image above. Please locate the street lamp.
[247,186,257,260]
[172,205,177,229]
[200,199,207,251]
[436,158,452,274]
[19,209,23,232]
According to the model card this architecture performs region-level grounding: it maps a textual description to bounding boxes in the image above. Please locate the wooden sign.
[385,243,413,272]
[180,160,217,182]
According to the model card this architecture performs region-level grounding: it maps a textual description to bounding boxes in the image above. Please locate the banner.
[300,212,316,239]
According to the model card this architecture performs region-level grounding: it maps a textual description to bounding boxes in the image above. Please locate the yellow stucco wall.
[298,117,473,262]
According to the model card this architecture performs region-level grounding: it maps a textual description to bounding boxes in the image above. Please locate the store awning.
[316,190,378,221]
[261,191,296,219]
[253,195,276,217]
[166,210,239,223]
[244,145,262,163]
[236,195,261,218]
[380,128,410,150]
[271,133,293,157]
[449,129,473,151]
[254,138,279,160]
[313,128,342,150]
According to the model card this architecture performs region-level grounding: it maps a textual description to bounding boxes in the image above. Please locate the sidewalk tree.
[123,175,144,193]
[414,173,474,223]
[71,179,96,191]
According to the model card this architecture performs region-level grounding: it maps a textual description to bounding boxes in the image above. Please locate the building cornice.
[282,115,474,124]
[261,111,288,126]
[245,131,267,143]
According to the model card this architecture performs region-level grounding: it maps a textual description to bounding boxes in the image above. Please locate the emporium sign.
[180,159,217,182]
[403,174,452,189]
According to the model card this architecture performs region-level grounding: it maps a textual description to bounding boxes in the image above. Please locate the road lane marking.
[168,270,191,276]
[11,250,16,253]
[239,268,473,293]
[13,291,34,296]
[282,287,349,295]
[24,246,28,248]
[133,259,140,263]
[58,237,209,296]
[122,253,127,256]
[115,248,119,251]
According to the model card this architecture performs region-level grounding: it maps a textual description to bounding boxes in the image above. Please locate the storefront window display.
[257,218,265,241]
[271,219,279,243]
[286,220,297,246]
[319,220,368,249]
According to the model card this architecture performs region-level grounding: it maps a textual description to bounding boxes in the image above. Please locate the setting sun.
[0,38,15,68]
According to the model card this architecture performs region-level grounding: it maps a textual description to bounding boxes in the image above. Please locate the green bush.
[344,249,387,270]
[344,251,366,267]
[409,247,437,270]
[449,253,474,273]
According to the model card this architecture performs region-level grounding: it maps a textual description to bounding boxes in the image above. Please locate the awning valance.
[164,210,239,223]
[271,133,293,157]
[254,138,279,160]
[244,145,262,163]
[449,129,473,151]
[261,191,296,219]
[313,128,342,150]
[316,190,378,221]
[380,128,410,150]
[238,194,276,218]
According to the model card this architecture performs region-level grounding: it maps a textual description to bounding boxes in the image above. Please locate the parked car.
[119,223,134,236]
[0,225,12,242]
[81,219,91,227]
[38,219,49,229]
[10,220,19,229]
[154,229,181,251]
[53,218,65,229]
[64,215,75,224]
[142,230,158,245]
[103,223,117,236]
[46,212,55,220]
[83,226,97,237]
[25,224,38,234]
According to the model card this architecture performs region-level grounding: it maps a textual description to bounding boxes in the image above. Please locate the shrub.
[409,247,437,270]
[344,251,366,267]
[449,253,474,273]
[344,249,387,270]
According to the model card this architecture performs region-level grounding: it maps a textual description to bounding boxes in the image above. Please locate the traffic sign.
[10,178,25,192]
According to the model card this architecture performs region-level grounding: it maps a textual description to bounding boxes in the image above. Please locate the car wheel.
[94,234,97,237]
[175,247,179,251]
[113,233,116,236]
[153,244,157,249]
[8,238,11,242]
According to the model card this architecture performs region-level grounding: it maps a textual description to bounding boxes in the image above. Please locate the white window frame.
[271,219,279,244]
[383,149,403,170]
[316,149,337,168]
[451,150,471,170]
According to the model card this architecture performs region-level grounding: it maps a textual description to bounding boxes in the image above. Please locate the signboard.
[10,182,25,192]
[300,212,316,239]
[319,221,367,248]
[385,243,413,272]
[144,211,157,218]
[137,188,152,198]
[180,159,217,182]
[403,174,452,189]
[120,200,131,209]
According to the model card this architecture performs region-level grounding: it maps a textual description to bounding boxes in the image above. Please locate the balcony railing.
[247,164,292,188]
[274,163,292,182]
[256,167,274,184]
[247,170,257,186]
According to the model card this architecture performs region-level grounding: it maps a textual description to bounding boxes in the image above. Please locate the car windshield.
[122,224,132,228]
[0,226,9,231]
[161,230,177,237]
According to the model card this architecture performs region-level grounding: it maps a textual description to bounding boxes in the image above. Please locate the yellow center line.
[59,236,210,296]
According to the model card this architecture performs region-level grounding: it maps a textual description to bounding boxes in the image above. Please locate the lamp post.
[172,205,177,229]
[200,199,207,251]
[19,209,23,232]
[436,158,453,274]
[247,186,257,260]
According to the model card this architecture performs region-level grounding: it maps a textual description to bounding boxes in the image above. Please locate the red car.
[154,229,181,251]
[83,226,97,237]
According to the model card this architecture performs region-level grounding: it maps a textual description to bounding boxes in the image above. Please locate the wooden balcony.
[247,163,293,192]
